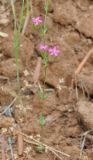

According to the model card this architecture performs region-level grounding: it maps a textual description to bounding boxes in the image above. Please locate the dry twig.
[22,0,33,35]
[17,127,24,156]
[0,97,16,116]
[79,130,91,159]
[22,133,70,159]
[75,48,93,76]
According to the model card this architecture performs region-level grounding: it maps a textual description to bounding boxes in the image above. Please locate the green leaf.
[36,144,45,153]
[40,25,48,37]
[39,113,45,128]
[44,1,49,14]
[37,89,47,100]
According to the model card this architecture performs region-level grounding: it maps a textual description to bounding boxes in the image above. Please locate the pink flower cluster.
[39,44,60,56]
[32,17,60,56]
[32,16,43,26]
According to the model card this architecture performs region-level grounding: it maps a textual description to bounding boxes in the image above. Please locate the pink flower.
[32,16,43,26]
[48,46,60,56]
[39,44,48,51]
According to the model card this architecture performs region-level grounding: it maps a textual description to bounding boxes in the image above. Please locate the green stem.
[44,62,48,87]
[11,1,20,94]
[26,0,30,16]
[11,0,17,29]
[14,30,20,93]
[19,0,25,32]
[42,0,48,88]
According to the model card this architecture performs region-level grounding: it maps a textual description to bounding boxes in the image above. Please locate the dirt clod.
[77,100,93,131]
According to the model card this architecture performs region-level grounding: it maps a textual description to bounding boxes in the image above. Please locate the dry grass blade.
[49,148,63,160]
[74,76,79,100]
[24,138,63,160]
[22,133,70,159]
[33,57,42,85]
[79,130,91,159]
[0,97,16,116]
[22,0,33,35]
[22,14,30,35]
[17,127,24,156]
[24,138,39,145]
[75,47,93,76]
[73,75,89,100]
[74,48,93,100]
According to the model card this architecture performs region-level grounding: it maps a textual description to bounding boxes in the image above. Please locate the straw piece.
[17,127,24,156]
[75,48,93,75]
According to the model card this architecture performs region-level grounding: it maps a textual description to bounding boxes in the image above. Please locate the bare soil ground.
[0,0,93,159]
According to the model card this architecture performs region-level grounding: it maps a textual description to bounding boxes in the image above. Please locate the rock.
[75,0,90,11]
[77,100,93,130]
[76,8,93,38]
[45,111,61,125]
[53,1,77,25]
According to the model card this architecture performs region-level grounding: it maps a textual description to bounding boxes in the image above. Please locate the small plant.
[11,0,20,92]
[37,88,47,100]
[36,144,45,153]
[39,113,45,128]
[11,0,28,111]
[31,0,60,138]
[11,0,30,92]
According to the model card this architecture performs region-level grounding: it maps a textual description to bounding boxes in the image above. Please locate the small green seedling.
[39,113,45,128]
[40,25,48,37]
[37,87,48,100]
[36,144,45,153]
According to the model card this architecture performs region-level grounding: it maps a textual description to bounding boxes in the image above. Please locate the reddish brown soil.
[0,0,93,159]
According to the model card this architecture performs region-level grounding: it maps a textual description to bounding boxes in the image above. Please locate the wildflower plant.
[11,0,31,92]
[32,16,43,31]
[31,0,60,136]
[11,0,20,91]
[31,0,60,131]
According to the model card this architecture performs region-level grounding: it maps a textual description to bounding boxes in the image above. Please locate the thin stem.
[11,0,17,29]
[44,65,47,86]
[41,0,49,92]
[13,30,20,92]
[19,0,25,32]
[11,0,20,94]
[26,0,30,16]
